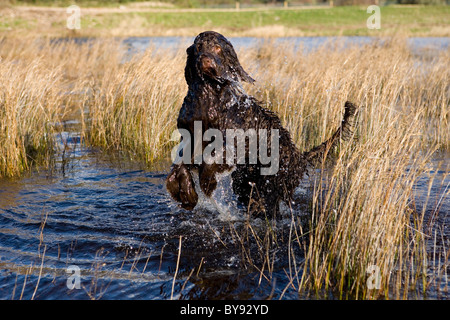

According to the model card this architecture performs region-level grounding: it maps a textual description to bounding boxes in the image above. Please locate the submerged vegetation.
[0,36,448,299]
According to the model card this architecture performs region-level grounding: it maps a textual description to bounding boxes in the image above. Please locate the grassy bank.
[0,5,449,37]
[0,36,448,298]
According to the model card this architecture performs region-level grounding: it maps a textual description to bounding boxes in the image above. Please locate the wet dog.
[166,31,357,216]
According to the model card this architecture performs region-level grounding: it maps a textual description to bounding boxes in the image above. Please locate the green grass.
[144,6,446,33]
[2,5,449,37]
[100,6,450,34]
[11,0,152,8]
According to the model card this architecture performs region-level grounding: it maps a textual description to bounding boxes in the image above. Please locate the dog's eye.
[213,45,222,54]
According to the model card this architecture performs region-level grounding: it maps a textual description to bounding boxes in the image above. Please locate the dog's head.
[185,31,255,86]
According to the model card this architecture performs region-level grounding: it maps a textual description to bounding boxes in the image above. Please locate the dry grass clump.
[86,46,186,163]
[241,38,449,151]
[238,38,449,298]
[0,38,102,177]
[0,38,62,177]
[0,37,183,176]
[304,114,438,299]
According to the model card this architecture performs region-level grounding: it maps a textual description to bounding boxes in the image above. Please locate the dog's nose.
[200,54,216,73]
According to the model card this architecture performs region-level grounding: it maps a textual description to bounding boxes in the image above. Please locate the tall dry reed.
[0,38,65,177]
[86,45,186,163]
[239,38,448,298]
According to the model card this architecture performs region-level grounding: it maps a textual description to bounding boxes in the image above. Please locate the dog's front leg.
[166,163,199,210]
[198,163,219,197]
[198,163,232,197]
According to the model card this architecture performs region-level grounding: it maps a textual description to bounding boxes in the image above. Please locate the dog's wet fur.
[166,31,357,217]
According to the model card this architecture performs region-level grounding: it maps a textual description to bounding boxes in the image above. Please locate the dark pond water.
[0,123,309,300]
[0,36,448,300]
[0,122,447,300]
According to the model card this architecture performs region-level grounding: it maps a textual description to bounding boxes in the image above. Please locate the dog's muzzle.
[197,53,224,82]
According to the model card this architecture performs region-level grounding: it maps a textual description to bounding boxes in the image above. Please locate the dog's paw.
[166,164,198,210]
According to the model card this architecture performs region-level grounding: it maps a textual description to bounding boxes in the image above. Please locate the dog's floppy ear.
[236,64,255,84]
[184,44,196,85]
[222,40,255,84]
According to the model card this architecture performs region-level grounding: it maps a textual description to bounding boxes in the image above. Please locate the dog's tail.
[303,101,358,165]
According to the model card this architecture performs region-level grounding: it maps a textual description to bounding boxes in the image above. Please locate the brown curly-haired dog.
[166,31,357,217]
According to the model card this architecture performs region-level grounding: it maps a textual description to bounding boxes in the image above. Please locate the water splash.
[191,169,245,222]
